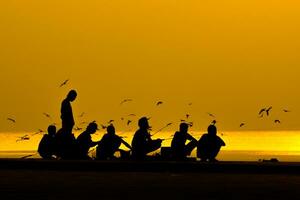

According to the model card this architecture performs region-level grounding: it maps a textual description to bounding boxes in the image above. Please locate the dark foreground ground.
[1,160,300,200]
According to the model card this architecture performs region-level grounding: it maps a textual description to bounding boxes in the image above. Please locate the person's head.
[86,122,99,134]
[207,125,217,136]
[138,117,150,130]
[107,124,115,135]
[47,125,56,136]
[66,90,77,102]
[179,123,189,133]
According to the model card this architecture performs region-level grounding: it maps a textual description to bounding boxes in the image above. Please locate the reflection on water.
[1,131,300,161]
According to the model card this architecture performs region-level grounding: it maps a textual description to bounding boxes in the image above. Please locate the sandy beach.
[0,160,300,200]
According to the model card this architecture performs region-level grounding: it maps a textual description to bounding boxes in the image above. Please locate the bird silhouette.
[156,101,163,106]
[108,120,114,124]
[74,126,83,131]
[127,120,132,126]
[59,79,69,88]
[283,109,291,113]
[207,113,215,118]
[16,135,30,142]
[259,108,266,116]
[43,113,51,119]
[211,120,217,125]
[7,118,16,123]
[240,123,245,128]
[128,114,136,117]
[186,114,190,119]
[274,120,281,124]
[188,103,193,106]
[266,106,273,116]
[120,99,133,105]
[78,112,85,118]
[32,129,44,136]
[100,124,107,130]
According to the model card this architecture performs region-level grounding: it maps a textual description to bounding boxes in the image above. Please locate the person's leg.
[185,141,198,156]
[208,146,222,162]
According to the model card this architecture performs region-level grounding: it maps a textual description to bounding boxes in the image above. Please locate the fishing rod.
[151,123,173,137]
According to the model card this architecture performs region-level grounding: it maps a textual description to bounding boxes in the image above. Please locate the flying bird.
[259,108,266,116]
[207,113,215,118]
[211,120,217,125]
[274,120,281,124]
[120,99,133,105]
[266,106,273,116]
[43,113,51,119]
[283,109,291,113]
[32,129,44,136]
[7,118,16,123]
[240,123,245,128]
[74,127,83,131]
[59,79,69,88]
[186,114,190,119]
[156,101,163,106]
[100,124,107,130]
[127,120,132,126]
[78,112,85,118]
[128,114,136,117]
[108,120,114,124]
[16,135,30,142]
[188,103,193,106]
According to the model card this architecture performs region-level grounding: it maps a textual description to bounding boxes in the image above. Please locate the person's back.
[171,123,198,160]
[38,125,57,159]
[131,117,162,160]
[76,122,100,159]
[197,125,225,162]
[97,133,122,160]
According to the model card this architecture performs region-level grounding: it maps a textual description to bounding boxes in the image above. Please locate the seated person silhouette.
[171,123,198,160]
[38,125,57,159]
[96,125,132,160]
[76,122,100,160]
[132,117,163,160]
[61,90,77,135]
[197,125,226,162]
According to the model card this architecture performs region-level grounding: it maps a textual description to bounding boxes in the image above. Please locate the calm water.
[1,131,300,161]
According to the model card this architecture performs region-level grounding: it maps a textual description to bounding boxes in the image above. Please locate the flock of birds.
[5,79,292,143]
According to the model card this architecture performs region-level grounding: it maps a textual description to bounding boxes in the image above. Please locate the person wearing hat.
[96,124,132,160]
[76,122,100,159]
[131,117,163,160]
[197,124,226,162]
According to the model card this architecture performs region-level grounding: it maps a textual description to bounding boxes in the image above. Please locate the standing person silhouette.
[197,125,226,162]
[61,90,77,134]
[56,90,78,159]
[131,117,163,160]
[171,123,198,160]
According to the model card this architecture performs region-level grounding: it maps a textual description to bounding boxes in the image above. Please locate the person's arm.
[218,137,226,146]
[121,138,132,150]
[187,133,198,143]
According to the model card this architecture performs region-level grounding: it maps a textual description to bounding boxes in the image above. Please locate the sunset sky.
[0,0,299,133]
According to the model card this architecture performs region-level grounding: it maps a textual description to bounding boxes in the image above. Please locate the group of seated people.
[38,117,226,162]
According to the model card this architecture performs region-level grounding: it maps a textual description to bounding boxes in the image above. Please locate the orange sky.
[0,0,299,132]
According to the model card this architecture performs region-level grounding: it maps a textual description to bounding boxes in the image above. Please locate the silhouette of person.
[61,90,77,135]
[197,125,226,162]
[76,122,100,160]
[96,125,132,160]
[171,123,198,160]
[131,117,163,160]
[38,125,57,159]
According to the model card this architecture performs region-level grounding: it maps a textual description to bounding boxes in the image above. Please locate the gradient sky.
[0,0,299,132]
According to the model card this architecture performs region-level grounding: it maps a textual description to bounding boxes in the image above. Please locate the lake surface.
[1,131,300,161]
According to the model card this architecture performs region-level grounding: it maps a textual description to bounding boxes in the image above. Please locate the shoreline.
[1,159,300,174]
